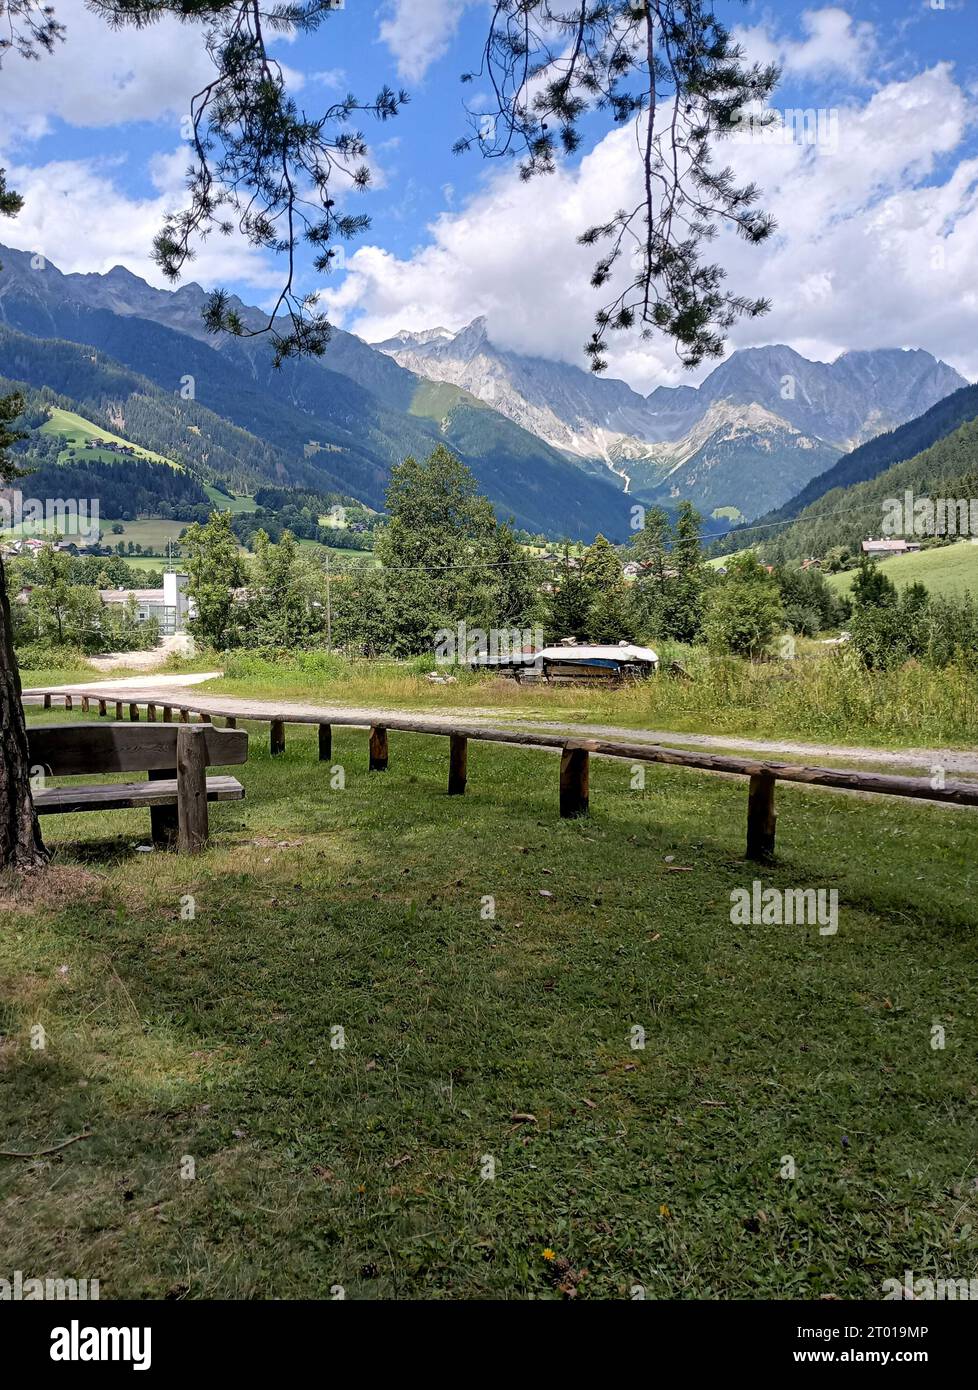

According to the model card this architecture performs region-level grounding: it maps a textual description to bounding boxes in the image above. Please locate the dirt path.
[22,675,978,776]
[83,636,196,674]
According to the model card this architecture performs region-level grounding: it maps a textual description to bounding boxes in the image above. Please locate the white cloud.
[323,59,978,389]
[0,7,214,138]
[735,7,877,82]
[0,7,306,143]
[310,68,349,91]
[1,152,283,295]
[378,0,483,83]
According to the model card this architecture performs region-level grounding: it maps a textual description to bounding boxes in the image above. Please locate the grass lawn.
[2,710,976,1299]
[204,488,258,515]
[103,555,173,574]
[827,542,978,600]
[101,519,187,557]
[40,408,177,470]
[295,538,378,564]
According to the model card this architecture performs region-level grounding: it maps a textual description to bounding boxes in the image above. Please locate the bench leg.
[177,727,208,854]
[318,723,331,762]
[150,806,179,848]
[149,769,178,849]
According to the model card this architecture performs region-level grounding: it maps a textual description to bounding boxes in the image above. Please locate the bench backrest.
[27,723,248,776]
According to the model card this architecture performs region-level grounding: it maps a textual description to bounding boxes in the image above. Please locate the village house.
[0,536,74,558]
[862,537,922,556]
[86,438,138,456]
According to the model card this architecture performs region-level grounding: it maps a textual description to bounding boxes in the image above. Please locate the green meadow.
[1,709,976,1299]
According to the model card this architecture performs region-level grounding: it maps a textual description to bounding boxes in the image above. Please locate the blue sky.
[1,1,977,390]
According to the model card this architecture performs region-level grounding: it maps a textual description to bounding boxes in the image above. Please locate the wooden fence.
[27,689,978,862]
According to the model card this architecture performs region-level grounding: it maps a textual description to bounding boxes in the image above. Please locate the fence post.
[369,725,389,772]
[746,771,777,862]
[448,734,468,795]
[559,745,590,818]
[270,720,286,756]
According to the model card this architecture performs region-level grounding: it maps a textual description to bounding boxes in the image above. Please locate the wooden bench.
[26,724,248,854]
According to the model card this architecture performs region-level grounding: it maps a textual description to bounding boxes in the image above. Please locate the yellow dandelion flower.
[660,1204,670,1217]
[542,1248,556,1261]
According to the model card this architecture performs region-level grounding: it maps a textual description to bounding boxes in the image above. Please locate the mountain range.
[0,246,632,540]
[376,321,966,519]
[0,243,969,535]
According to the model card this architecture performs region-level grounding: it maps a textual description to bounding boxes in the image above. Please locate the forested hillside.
[735,381,978,543]
[0,329,344,495]
[760,415,978,563]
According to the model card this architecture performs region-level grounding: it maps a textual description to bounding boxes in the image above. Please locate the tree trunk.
[0,553,47,869]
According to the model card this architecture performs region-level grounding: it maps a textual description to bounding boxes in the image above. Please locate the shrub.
[703,553,784,659]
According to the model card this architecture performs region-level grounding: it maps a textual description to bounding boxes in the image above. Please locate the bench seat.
[34,776,245,815]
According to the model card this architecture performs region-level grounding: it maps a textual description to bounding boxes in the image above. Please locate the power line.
[710,495,905,542]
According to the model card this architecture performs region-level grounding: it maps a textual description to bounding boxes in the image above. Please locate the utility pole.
[325,551,332,650]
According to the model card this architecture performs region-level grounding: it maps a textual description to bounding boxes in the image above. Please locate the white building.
[98,572,193,635]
